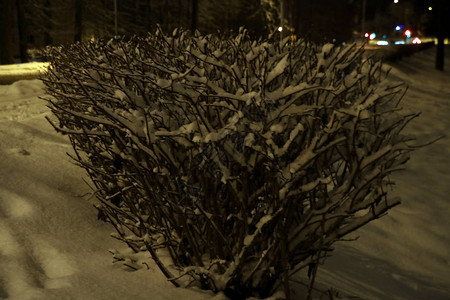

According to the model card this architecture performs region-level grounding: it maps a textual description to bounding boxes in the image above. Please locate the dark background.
[0,0,449,65]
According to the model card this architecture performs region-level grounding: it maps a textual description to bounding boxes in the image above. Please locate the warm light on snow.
[0,62,49,75]
[0,62,49,84]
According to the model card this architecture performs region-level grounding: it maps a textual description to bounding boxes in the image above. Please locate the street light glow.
[394,0,398,3]
[278,26,283,32]
[428,6,432,11]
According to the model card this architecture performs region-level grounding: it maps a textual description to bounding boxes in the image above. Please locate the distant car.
[412,37,422,44]
[376,40,389,46]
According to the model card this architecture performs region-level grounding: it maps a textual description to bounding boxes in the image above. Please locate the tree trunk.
[145,0,151,31]
[16,0,29,63]
[435,0,445,71]
[436,37,445,71]
[74,0,83,42]
[114,0,118,35]
[191,0,198,32]
[0,0,15,65]
[43,0,53,46]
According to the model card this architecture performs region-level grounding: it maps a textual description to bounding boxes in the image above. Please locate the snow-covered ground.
[0,47,448,300]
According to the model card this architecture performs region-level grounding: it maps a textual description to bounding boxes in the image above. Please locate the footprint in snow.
[0,190,34,218]
[0,190,77,298]
[18,149,31,156]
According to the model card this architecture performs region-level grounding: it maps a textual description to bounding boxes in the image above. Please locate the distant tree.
[290,0,355,43]
[0,0,15,64]
[81,0,188,37]
[198,0,267,37]
[82,0,115,37]
[23,0,74,47]
[19,0,269,45]
[16,0,29,62]
[260,0,281,32]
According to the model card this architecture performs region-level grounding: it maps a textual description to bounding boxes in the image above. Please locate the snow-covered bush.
[42,28,417,299]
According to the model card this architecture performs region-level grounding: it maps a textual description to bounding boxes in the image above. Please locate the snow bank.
[0,62,49,85]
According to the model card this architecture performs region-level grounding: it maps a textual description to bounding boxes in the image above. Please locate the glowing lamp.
[404,30,411,38]
[364,32,369,38]
[278,26,283,32]
[369,33,376,40]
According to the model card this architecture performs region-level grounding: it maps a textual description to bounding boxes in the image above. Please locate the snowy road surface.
[0,47,449,299]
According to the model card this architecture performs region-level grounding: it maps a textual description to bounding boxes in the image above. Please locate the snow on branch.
[41,28,420,300]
